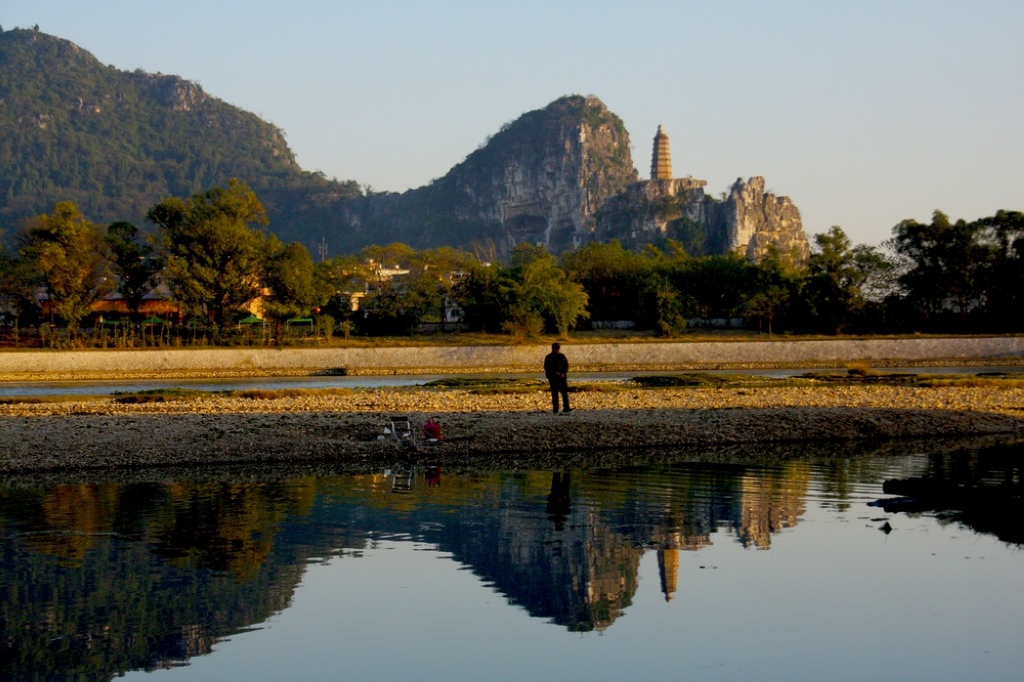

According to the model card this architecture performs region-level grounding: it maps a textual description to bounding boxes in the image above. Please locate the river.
[1,437,1021,680]
[1,365,1019,397]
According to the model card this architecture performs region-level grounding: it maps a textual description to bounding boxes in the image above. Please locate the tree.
[975,210,1024,329]
[501,248,588,340]
[19,201,112,337]
[314,254,363,336]
[450,259,504,333]
[262,238,319,339]
[355,243,416,334]
[541,267,589,338]
[560,240,649,324]
[803,226,866,333]
[891,211,995,327]
[147,179,270,327]
[0,236,38,340]
[406,246,478,331]
[104,221,162,321]
[744,245,798,336]
[671,252,752,320]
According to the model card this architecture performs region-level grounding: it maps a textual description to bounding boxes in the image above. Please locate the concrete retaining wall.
[0,337,1022,376]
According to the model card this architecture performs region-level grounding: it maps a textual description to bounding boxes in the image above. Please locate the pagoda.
[650,124,673,180]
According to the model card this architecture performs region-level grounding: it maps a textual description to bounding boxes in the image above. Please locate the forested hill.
[0,27,359,230]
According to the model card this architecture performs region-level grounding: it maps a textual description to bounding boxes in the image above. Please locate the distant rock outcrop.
[594,127,809,261]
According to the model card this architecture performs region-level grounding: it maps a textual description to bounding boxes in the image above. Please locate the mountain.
[0,27,356,231]
[0,27,806,261]
[273,94,638,257]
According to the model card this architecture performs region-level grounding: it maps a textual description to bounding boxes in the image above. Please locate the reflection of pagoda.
[658,549,678,602]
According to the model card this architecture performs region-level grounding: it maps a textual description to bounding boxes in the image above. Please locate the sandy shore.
[1,384,1022,474]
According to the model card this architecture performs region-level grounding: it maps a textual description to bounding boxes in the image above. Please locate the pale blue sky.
[4,1,1022,247]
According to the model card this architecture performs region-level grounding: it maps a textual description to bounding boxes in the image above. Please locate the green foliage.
[892,211,983,321]
[19,201,112,335]
[975,210,1024,322]
[104,221,162,319]
[0,28,359,242]
[147,179,270,326]
[742,245,799,336]
[890,210,1000,328]
[560,240,653,324]
[0,236,37,330]
[451,260,505,333]
[262,237,319,333]
[631,374,732,388]
[500,247,588,340]
[666,250,753,320]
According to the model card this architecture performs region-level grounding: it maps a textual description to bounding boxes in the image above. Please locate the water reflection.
[871,445,1024,544]
[0,438,1021,679]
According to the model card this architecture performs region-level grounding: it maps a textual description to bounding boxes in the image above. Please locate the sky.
[4,0,1022,247]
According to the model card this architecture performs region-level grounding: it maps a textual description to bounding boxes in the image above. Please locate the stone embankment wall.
[0,337,1021,377]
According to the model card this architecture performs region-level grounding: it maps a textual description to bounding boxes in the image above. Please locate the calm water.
[4,366,1018,397]
[1,439,1022,680]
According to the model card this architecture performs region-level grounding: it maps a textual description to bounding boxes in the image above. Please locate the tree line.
[0,179,1021,346]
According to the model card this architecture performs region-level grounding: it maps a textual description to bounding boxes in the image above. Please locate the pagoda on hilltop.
[650,124,673,180]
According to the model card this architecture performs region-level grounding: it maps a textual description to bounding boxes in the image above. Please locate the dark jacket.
[544,351,568,380]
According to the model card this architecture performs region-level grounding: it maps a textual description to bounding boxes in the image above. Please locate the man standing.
[544,342,571,414]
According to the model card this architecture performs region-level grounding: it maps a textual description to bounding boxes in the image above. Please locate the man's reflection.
[546,472,572,530]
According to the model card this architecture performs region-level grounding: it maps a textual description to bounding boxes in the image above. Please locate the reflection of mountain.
[0,458,821,676]
[433,474,642,632]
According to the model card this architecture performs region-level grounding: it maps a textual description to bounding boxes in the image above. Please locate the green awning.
[287,317,314,324]
[239,314,263,324]
[141,316,165,324]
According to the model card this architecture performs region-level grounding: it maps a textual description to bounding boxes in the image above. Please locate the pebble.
[0,384,1021,474]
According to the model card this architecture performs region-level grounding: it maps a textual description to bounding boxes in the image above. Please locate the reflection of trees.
[876,443,1024,545]
[154,480,316,579]
[0,479,317,678]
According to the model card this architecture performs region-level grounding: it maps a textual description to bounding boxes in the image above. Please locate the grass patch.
[571,382,630,393]
[112,388,207,403]
[798,370,1024,388]
[630,373,734,388]
[223,388,356,400]
[0,396,53,405]
[420,376,549,395]
[917,377,1024,388]
[800,371,920,384]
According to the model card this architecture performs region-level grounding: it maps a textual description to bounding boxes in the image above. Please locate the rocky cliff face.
[445,95,637,254]
[594,175,809,262]
[720,176,808,261]
[325,95,639,257]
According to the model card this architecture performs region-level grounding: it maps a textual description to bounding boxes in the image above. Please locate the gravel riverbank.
[1,384,1021,474]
